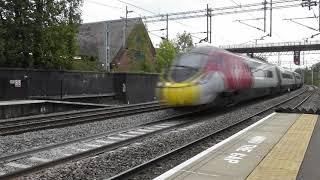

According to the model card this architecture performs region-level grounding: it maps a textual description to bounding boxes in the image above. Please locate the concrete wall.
[113,73,159,104]
[125,73,159,104]
[0,101,102,119]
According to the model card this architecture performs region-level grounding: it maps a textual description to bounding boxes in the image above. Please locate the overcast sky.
[81,0,320,69]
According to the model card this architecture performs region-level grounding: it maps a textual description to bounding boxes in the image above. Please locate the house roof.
[77,18,147,65]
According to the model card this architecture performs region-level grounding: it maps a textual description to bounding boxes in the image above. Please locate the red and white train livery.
[157,46,303,106]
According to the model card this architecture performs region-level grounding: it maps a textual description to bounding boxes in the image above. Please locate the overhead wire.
[148,31,166,39]
[311,6,319,24]
[83,0,306,45]
[283,5,320,41]
[228,0,262,21]
[85,0,123,10]
[115,0,157,15]
[144,0,301,19]
[228,0,267,44]
[190,34,204,40]
[113,0,196,34]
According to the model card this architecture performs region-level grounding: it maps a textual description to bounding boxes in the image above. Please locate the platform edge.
[153,112,277,180]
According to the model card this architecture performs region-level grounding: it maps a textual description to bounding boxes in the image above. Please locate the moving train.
[156,46,303,107]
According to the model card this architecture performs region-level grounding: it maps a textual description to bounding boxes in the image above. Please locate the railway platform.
[0,99,111,107]
[155,112,319,180]
[0,99,111,119]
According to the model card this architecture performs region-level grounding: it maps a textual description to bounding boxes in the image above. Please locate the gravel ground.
[0,109,181,155]
[277,87,320,114]
[20,87,308,180]
[130,114,268,180]
[279,90,311,109]
[297,89,320,110]
[316,90,320,109]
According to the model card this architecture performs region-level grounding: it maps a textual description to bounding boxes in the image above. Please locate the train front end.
[156,53,210,106]
[158,81,200,106]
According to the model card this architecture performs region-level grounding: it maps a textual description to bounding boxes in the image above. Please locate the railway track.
[276,86,319,114]
[107,88,312,180]
[0,88,310,179]
[0,101,166,136]
[291,91,315,109]
[0,108,205,179]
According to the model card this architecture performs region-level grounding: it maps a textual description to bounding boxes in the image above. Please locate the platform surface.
[0,99,112,107]
[155,112,319,180]
[0,100,46,106]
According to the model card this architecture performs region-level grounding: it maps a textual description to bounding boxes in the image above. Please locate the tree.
[295,63,320,87]
[155,40,176,73]
[312,61,320,71]
[0,0,83,69]
[174,31,194,53]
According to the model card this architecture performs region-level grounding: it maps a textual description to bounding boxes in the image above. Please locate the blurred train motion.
[156,46,303,107]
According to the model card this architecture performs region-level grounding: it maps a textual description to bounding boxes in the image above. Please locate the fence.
[0,68,114,100]
[303,69,320,87]
[0,68,160,104]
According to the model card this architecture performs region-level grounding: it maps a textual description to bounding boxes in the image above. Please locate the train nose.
[160,82,200,106]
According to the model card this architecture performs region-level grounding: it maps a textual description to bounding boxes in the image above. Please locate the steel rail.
[0,88,309,179]
[0,112,197,162]
[107,88,309,180]
[0,103,166,136]
[0,103,162,127]
[0,101,161,124]
[0,108,206,179]
[292,91,315,109]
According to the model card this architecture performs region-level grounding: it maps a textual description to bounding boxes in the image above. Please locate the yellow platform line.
[246,114,318,180]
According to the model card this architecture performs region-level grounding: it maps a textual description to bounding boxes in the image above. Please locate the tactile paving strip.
[246,114,318,180]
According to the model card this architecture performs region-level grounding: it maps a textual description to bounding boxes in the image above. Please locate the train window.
[289,74,293,79]
[168,53,208,82]
[282,73,288,79]
[173,53,208,69]
[247,61,261,70]
[265,71,273,78]
[282,73,293,79]
[254,69,265,77]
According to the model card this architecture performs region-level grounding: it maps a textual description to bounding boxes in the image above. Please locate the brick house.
[77,18,155,72]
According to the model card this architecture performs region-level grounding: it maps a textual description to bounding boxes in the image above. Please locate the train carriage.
[279,69,296,92]
[293,72,303,88]
[156,46,302,107]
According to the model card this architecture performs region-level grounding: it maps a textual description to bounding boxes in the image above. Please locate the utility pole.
[264,0,267,32]
[270,0,272,36]
[209,8,212,43]
[206,4,209,42]
[305,58,308,84]
[106,24,110,71]
[303,51,305,65]
[123,6,133,47]
[312,65,314,85]
[205,4,212,43]
[166,14,169,40]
